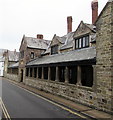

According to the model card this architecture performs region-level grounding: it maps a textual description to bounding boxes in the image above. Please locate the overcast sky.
[0,0,108,51]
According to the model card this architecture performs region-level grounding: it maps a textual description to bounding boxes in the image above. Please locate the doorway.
[20,69,23,82]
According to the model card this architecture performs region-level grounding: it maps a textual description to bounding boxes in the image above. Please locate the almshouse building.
[4,0,113,113]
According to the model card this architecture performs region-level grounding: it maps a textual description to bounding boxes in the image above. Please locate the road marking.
[0,98,7,119]
[8,80,87,119]
[0,97,11,120]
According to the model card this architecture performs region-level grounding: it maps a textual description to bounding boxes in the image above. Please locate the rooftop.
[27,47,96,66]
[24,36,51,50]
[8,62,19,68]
[0,49,7,62]
[8,50,19,62]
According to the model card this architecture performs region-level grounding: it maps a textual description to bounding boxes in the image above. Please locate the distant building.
[0,49,7,76]
[5,34,50,82]
[4,50,19,79]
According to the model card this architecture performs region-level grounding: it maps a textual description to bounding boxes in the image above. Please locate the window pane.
[76,39,78,49]
[51,45,58,54]
[83,37,86,47]
[31,52,34,59]
[79,38,81,48]
[86,36,89,46]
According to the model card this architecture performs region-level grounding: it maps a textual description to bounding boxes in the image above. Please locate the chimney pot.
[37,34,43,39]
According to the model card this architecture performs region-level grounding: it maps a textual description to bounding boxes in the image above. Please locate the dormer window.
[75,35,89,49]
[31,52,34,59]
[51,45,58,55]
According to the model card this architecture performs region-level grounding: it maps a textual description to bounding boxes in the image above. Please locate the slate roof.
[109,0,113,2]
[42,46,51,55]
[58,36,67,44]
[42,32,74,55]
[24,36,51,50]
[27,47,96,66]
[8,50,19,62]
[60,32,74,50]
[0,49,19,62]
[85,23,96,32]
[8,62,19,68]
[0,49,7,62]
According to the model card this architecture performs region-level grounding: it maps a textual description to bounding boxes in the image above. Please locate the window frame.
[75,35,89,49]
[51,45,58,55]
[31,52,34,59]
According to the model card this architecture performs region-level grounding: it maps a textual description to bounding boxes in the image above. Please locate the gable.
[50,35,60,47]
[74,21,92,38]
[95,1,112,24]
[19,35,27,51]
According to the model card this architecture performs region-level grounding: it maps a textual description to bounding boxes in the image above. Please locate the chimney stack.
[91,0,98,24]
[37,34,43,39]
[14,49,16,54]
[67,16,72,33]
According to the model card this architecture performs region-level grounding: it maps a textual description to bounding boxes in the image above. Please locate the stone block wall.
[24,77,97,109]
[5,73,18,82]
[96,2,113,112]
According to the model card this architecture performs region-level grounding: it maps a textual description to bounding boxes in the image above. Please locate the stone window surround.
[75,34,90,49]
[51,45,58,55]
[30,52,35,59]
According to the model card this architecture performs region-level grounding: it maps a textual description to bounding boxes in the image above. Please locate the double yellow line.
[0,97,11,120]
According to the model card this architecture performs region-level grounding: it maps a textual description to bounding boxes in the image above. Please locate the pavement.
[3,77,113,120]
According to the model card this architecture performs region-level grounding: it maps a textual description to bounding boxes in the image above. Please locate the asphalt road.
[1,77,86,119]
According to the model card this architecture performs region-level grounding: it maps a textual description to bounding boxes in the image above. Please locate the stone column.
[28,68,30,77]
[55,66,59,82]
[23,68,26,83]
[37,67,38,79]
[32,67,34,78]
[77,65,82,85]
[48,67,51,80]
[42,67,44,79]
[65,66,69,83]
[11,68,13,74]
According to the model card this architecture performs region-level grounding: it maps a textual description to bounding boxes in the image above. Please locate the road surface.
[0,77,88,119]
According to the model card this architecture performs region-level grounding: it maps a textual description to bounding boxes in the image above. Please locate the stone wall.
[60,47,73,53]
[24,77,97,109]
[96,2,113,112]
[26,48,45,63]
[5,73,18,82]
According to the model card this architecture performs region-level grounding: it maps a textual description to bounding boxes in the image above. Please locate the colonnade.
[26,65,94,87]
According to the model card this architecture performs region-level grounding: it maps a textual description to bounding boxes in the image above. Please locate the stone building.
[0,49,7,76]
[95,0,113,113]
[5,34,50,82]
[5,0,113,113]
[4,50,19,80]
